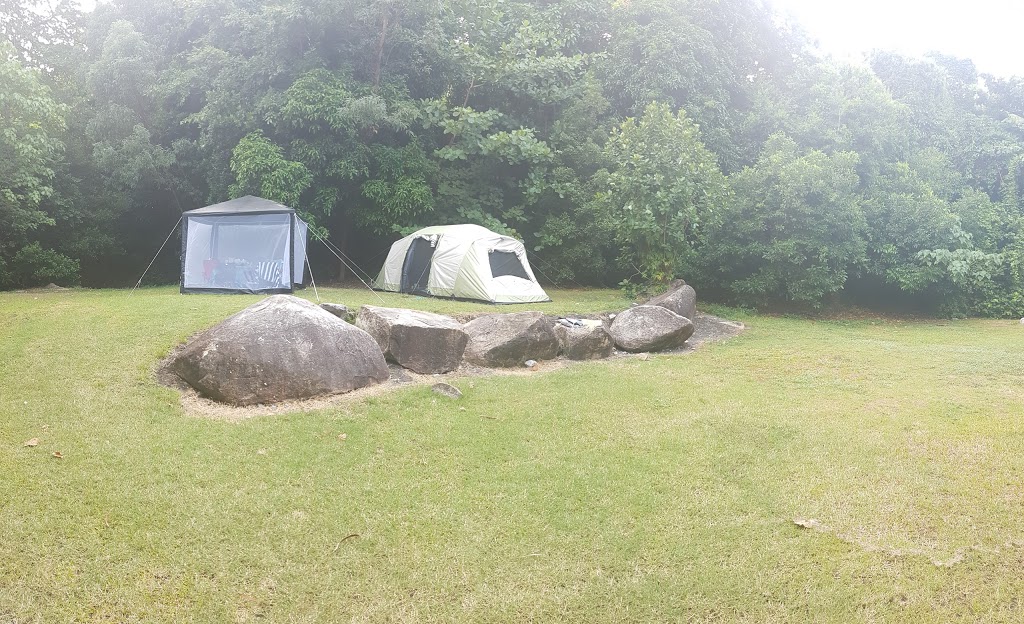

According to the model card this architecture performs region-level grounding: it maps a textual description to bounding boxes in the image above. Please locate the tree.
[0,0,81,72]
[599,0,800,171]
[272,67,429,233]
[229,132,312,209]
[596,102,727,286]
[7,0,1024,318]
[742,61,912,183]
[0,44,78,287]
[862,159,964,292]
[700,134,865,307]
[528,77,620,285]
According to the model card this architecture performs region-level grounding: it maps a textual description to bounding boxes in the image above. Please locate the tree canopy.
[3,0,1024,315]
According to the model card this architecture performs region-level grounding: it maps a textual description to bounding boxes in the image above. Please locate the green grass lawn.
[3,286,1024,622]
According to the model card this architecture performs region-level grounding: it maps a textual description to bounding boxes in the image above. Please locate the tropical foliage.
[4,0,1024,315]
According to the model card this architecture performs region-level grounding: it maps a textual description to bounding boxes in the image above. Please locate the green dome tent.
[373,225,551,304]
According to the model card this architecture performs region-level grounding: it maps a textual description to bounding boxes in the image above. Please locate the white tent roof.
[374,225,550,304]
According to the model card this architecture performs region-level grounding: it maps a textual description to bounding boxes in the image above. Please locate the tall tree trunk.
[371,6,390,92]
[335,215,353,282]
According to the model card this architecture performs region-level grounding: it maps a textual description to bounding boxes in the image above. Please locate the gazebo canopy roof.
[183,196,294,217]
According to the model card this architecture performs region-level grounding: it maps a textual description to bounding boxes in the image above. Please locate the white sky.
[75,0,1022,79]
[770,0,1024,78]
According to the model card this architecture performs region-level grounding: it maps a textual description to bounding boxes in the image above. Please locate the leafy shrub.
[7,243,80,288]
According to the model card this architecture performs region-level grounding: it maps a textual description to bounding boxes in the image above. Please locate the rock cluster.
[169,282,702,405]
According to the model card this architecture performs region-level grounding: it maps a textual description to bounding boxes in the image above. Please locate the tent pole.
[211,220,219,262]
[288,213,295,293]
[309,227,387,304]
[296,223,320,304]
[318,235,377,284]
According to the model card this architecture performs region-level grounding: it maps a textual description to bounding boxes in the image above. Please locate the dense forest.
[4,0,1024,315]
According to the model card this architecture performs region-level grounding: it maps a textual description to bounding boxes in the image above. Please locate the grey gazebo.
[179,196,309,294]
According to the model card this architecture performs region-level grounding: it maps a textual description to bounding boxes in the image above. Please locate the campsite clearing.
[3,287,1024,622]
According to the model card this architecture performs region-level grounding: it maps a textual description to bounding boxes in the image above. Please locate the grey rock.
[320,302,354,322]
[170,295,388,405]
[554,320,613,360]
[431,382,462,399]
[463,311,559,367]
[356,305,468,374]
[389,364,415,384]
[646,283,697,322]
[609,305,695,353]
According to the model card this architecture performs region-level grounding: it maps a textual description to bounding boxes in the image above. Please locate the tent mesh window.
[182,214,292,292]
[488,250,530,280]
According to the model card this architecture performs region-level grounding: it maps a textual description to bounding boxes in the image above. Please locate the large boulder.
[645,283,697,321]
[170,295,388,405]
[355,306,468,374]
[463,311,559,367]
[609,305,695,353]
[553,320,614,360]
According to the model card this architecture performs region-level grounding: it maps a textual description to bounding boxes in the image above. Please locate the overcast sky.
[76,0,1022,79]
[770,0,1024,78]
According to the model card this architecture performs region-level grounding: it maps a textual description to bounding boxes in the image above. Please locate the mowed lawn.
[3,287,1024,623]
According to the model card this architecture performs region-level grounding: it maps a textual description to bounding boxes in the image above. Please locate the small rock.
[432,382,462,399]
[793,518,822,530]
[321,302,354,322]
[524,360,537,367]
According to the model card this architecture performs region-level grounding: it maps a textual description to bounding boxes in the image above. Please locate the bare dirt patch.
[157,311,744,422]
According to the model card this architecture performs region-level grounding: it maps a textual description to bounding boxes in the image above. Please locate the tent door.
[401,236,437,295]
